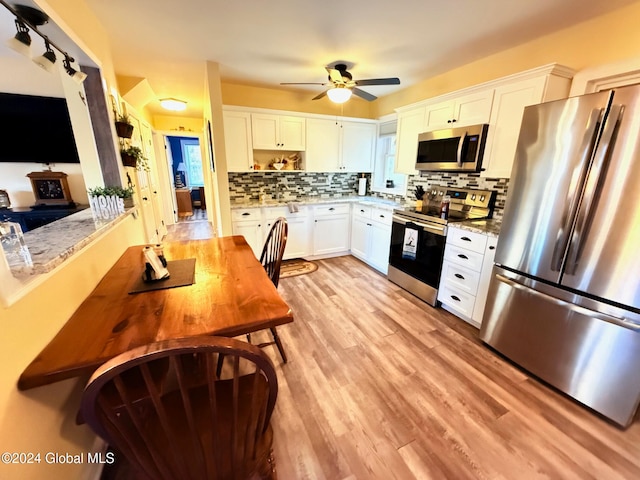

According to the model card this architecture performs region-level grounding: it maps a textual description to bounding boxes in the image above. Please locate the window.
[372,120,406,196]
[181,140,204,186]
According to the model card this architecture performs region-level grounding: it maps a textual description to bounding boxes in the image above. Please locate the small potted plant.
[115,113,134,138]
[88,185,135,208]
[120,146,149,171]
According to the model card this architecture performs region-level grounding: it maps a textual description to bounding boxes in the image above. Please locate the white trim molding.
[570,56,640,96]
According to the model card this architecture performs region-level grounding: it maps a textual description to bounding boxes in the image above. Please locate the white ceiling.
[2,0,637,116]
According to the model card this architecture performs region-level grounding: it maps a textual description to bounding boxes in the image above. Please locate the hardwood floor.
[108,224,640,479]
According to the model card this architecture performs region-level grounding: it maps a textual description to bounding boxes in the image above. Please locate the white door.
[350,216,369,260]
[341,122,376,172]
[305,118,341,172]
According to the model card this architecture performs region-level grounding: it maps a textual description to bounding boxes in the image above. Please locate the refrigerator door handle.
[495,273,640,331]
[564,104,624,275]
[456,131,467,167]
[550,108,604,272]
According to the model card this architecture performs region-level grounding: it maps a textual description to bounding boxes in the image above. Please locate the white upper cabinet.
[393,64,574,178]
[223,111,254,172]
[424,90,494,130]
[481,68,572,178]
[305,118,341,172]
[306,118,376,172]
[341,121,376,172]
[251,113,305,150]
[395,105,425,174]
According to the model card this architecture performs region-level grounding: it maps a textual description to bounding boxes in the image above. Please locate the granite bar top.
[231,195,402,211]
[451,219,502,237]
[7,208,137,278]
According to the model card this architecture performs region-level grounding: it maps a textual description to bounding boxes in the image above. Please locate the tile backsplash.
[228,172,370,203]
[228,171,509,219]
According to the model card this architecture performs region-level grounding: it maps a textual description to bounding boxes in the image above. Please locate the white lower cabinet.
[350,204,392,273]
[312,203,350,256]
[438,226,498,328]
[231,208,264,257]
[263,206,310,260]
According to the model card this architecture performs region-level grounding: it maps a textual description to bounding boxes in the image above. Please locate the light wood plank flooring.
[107,224,640,479]
[268,255,640,479]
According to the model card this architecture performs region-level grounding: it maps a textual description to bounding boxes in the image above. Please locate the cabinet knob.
[379,214,385,218]
[454,273,465,280]
[367,223,372,227]
[242,212,250,216]
[451,295,461,302]
[142,197,148,201]
[489,245,495,250]
[458,254,469,260]
[451,119,457,123]
[360,209,365,213]
[329,207,335,211]
[461,236,471,242]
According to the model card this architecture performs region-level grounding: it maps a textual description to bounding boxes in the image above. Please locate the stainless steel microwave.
[415,124,489,172]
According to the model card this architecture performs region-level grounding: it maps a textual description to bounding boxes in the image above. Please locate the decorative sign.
[89,195,125,220]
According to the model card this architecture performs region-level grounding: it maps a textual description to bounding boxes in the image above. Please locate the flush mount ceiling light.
[1,1,87,83]
[326,85,352,104]
[6,19,31,57]
[160,98,187,111]
[33,40,56,72]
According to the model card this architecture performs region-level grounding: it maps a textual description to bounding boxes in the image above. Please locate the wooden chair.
[80,336,278,480]
[251,217,289,363]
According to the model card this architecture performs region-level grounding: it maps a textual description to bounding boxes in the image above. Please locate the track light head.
[34,41,57,72]
[63,56,87,84]
[6,19,31,57]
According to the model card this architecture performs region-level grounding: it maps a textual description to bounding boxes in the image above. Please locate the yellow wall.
[153,114,205,133]
[0,215,146,480]
[374,1,640,116]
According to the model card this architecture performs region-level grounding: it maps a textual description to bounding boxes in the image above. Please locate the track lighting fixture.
[63,56,87,84]
[0,1,87,83]
[34,40,56,72]
[6,19,31,57]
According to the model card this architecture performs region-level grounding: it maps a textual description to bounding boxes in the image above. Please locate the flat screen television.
[0,92,80,164]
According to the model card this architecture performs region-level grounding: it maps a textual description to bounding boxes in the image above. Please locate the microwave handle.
[456,131,467,167]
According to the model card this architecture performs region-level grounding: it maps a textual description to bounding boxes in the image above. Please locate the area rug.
[279,259,318,279]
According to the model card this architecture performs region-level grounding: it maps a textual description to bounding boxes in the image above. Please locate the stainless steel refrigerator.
[480,85,640,427]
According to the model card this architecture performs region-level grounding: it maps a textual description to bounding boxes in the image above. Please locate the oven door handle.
[393,215,446,236]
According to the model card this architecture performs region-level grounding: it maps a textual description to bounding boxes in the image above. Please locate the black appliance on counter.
[388,187,495,306]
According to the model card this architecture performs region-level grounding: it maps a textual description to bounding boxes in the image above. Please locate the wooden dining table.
[18,236,293,390]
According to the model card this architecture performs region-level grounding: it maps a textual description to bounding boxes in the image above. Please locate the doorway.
[165,135,208,223]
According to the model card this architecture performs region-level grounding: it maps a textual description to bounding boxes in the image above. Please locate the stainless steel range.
[388,186,495,306]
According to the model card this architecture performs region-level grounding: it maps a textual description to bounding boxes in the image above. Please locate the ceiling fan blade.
[355,78,401,86]
[280,82,328,85]
[326,68,344,84]
[312,90,328,100]
[352,88,377,101]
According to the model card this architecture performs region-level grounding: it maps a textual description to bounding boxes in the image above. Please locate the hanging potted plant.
[120,145,149,170]
[115,113,134,138]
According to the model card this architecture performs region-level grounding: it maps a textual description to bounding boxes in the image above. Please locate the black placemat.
[128,258,196,294]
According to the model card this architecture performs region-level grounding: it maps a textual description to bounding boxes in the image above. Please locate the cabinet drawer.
[438,284,476,318]
[265,205,308,219]
[231,208,262,221]
[444,244,484,272]
[441,260,481,295]
[371,207,393,226]
[314,204,350,216]
[353,204,372,219]
[447,228,487,253]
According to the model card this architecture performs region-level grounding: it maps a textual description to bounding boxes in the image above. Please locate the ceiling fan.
[281,63,400,102]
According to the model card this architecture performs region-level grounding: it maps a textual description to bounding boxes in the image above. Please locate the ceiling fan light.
[160,98,187,111]
[327,86,352,104]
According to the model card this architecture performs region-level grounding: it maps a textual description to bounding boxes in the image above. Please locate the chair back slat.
[260,217,288,288]
[81,336,278,480]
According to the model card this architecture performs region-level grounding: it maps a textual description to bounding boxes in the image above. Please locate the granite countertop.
[451,219,502,237]
[7,208,136,277]
[230,195,401,211]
